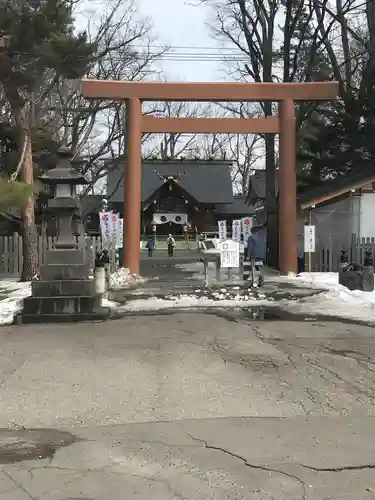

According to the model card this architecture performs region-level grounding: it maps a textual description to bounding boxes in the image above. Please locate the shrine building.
[105,157,253,236]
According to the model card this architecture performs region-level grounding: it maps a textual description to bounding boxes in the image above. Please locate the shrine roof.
[219,196,254,215]
[106,158,234,204]
[246,170,279,204]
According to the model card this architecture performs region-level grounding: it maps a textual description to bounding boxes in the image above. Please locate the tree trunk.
[265,131,278,268]
[13,105,39,281]
[263,21,278,269]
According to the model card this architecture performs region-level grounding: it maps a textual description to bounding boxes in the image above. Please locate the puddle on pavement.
[0,428,80,464]
[111,305,374,327]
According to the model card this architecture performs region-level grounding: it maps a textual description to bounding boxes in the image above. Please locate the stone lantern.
[16,147,110,324]
[39,147,87,249]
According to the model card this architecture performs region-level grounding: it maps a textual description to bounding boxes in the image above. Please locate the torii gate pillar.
[124,97,142,275]
[279,99,297,275]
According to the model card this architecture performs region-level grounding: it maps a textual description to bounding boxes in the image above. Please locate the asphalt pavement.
[0,254,374,499]
[1,312,375,498]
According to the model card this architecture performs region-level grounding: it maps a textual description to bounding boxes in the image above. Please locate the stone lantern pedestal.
[17,148,110,324]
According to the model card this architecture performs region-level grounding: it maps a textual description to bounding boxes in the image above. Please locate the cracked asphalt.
[1,308,375,498]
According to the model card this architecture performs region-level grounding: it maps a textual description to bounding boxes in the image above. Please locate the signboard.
[232,219,241,242]
[99,211,112,248]
[242,217,253,245]
[218,220,227,242]
[304,225,316,253]
[116,218,124,249]
[218,239,240,268]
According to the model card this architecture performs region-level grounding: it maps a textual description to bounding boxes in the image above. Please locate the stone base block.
[339,266,374,291]
[16,308,111,325]
[32,279,95,297]
[40,263,89,281]
[22,294,102,315]
[44,249,85,265]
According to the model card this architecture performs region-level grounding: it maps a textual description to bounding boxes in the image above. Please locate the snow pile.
[274,272,339,289]
[0,281,31,325]
[278,272,375,323]
[110,267,147,290]
[118,293,270,312]
[102,297,119,310]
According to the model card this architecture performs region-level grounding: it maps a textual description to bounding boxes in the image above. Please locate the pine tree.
[0,177,41,213]
[0,0,95,280]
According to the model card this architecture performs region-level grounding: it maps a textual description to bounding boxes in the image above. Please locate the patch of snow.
[277,272,375,323]
[274,272,339,289]
[0,281,31,325]
[110,267,148,290]
[102,297,119,310]
[117,293,270,312]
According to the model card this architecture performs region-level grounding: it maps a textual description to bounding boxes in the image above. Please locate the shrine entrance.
[81,80,339,275]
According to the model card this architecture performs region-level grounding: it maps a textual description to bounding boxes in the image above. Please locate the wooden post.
[203,257,208,287]
[215,255,221,281]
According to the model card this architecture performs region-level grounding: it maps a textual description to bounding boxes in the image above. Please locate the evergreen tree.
[0,0,95,280]
[0,176,41,213]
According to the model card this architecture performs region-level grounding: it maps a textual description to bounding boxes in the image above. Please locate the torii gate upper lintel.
[81,80,339,276]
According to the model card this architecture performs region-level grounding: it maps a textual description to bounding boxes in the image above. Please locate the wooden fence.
[0,233,103,277]
[309,236,375,272]
[0,233,374,277]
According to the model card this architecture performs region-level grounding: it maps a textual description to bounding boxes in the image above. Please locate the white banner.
[219,239,240,268]
[99,211,112,248]
[116,218,124,249]
[232,219,241,242]
[111,213,118,245]
[153,213,188,225]
[242,217,253,245]
[304,225,316,253]
[218,220,227,242]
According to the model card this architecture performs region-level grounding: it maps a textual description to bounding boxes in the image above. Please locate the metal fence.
[0,233,102,277]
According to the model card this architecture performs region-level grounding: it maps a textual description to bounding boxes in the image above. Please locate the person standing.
[247,225,266,286]
[146,234,155,257]
[167,234,176,257]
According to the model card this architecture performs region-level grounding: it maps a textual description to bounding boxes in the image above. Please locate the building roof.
[245,166,375,210]
[246,170,279,204]
[106,159,234,204]
[299,169,375,209]
[219,195,255,215]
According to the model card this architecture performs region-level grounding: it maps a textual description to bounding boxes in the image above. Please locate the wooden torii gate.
[81,80,339,275]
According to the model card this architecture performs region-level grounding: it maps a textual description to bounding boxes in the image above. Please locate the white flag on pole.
[110,212,118,249]
[232,219,241,242]
[116,218,124,248]
[218,220,227,242]
[242,217,253,246]
[99,212,112,248]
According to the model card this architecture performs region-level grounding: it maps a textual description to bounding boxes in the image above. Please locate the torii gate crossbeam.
[81,80,339,276]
